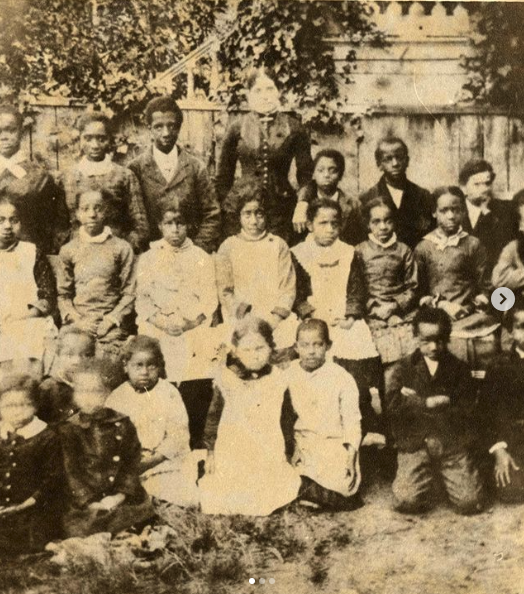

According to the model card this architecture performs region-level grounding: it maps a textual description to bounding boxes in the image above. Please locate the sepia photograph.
[0,0,522,592]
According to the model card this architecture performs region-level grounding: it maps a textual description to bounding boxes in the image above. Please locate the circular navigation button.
[491,287,515,312]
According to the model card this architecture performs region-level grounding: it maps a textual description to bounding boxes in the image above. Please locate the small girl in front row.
[59,359,154,537]
[107,336,199,507]
[286,319,363,511]
[199,316,301,516]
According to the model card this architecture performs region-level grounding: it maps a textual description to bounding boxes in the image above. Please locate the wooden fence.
[25,102,524,201]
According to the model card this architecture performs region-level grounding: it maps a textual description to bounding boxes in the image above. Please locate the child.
[292,149,366,245]
[286,319,363,511]
[0,373,62,554]
[199,316,301,516]
[107,336,199,507]
[136,199,218,383]
[215,178,297,351]
[57,189,136,361]
[414,186,499,370]
[61,112,149,253]
[59,359,154,537]
[356,198,418,366]
[387,306,484,515]
[38,327,96,424]
[0,194,57,366]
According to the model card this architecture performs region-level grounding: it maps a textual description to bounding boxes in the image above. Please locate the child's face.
[378,142,408,182]
[0,114,22,159]
[313,157,341,193]
[240,200,266,238]
[124,350,161,392]
[308,207,340,246]
[81,121,111,162]
[150,111,180,153]
[434,193,462,236]
[159,210,188,248]
[462,171,493,207]
[417,322,448,361]
[511,311,524,351]
[0,203,21,249]
[296,328,329,372]
[234,331,272,371]
[368,204,395,243]
[59,334,94,381]
[76,191,107,236]
[0,390,35,430]
[73,372,108,415]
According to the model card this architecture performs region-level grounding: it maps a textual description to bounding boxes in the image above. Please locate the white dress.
[287,360,362,496]
[199,366,301,516]
[107,379,199,507]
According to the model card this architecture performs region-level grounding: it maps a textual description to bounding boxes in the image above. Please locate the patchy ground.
[1,478,523,594]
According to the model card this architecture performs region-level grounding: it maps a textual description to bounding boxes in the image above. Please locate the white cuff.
[489,442,508,454]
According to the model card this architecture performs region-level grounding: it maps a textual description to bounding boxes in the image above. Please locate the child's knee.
[452,495,485,515]
[392,479,433,514]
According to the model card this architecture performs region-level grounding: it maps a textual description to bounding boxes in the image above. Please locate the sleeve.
[478,364,505,449]
[414,242,430,299]
[115,420,144,499]
[393,245,419,314]
[215,120,240,203]
[385,361,426,416]
[215,240,237,317]
[281,389,297,461]
[203,384,225,451]
[46,173,71,254]
[492,242,524,292]
[135,252,158,324]
[32,430,63,503]
[196,253,219,322]
[57,244,78,323]
[193,160,221,254]
[473,240,490,296]
[346,254,366,318]
[291,251,314,318]
[296,181,317,204]
[273,240,296,319]
[31,248,57,316]
[293,123,314,189]
[339,373,362,449]
[124,169,150,252]
[59,424,96,507]
[107,243,136,325]
[155,388,191,460]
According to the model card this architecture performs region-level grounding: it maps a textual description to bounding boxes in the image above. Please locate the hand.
[205,451,215,475]
[182,315,205,332]
[292,201,309,234]
[420,295,437,307]
[344,443,357,467]
[373,302,398,321]
[388,315,404,327]
[494,449,520,488]
[139,452,166,474]
[337,316,355,330]
[89,493,125,511]
[20,307,41,320]
[473,294,489,311]
[164,317,185,337]
[96,316,116,338]
[75,316,99,336]
[438,300,468,321]
[426,395,451,409]
[0,497,36,516]
[268,314,282,330]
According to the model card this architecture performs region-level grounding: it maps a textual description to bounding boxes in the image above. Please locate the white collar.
[77,154,113,177]
[466,199,490,217]
[0,151,27,179]
[239,229,268,242]
[516,346,524,359]
[317,189,339,202]
[154,237,194,252]
[368,232,397,249]
[153,144,178,165]
[424,227,468,251]
[423,356,439,376]
[79,225,112,244]
[0,416,47,440]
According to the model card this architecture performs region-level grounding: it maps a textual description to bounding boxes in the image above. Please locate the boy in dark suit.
[387,306,485,514]
[360,136,433,250]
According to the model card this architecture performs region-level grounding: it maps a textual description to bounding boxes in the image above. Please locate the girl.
[292,149,366,245]
[356,198,419,366]
[59,359,154,537]
[287,319,363,511]
[415,186,499,369]
[61,112,149,252]
[107,336,199,507]
[0,194,57,367]
[199,316,301,516]
[215,178,297,351]
[0,373,62,554]
[57,189,136,361]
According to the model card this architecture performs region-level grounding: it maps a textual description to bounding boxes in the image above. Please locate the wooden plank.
[508,117,524,198]
[458,115,483,173]
[430,113,460,188]
[483,115,510,199]
[404,113,439,192]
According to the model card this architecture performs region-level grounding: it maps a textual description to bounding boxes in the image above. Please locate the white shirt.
[424,356,439,377]
[465,199,490,229]
[153,145,178,183]
[76,155,113,177]
[0,416,47,440]
[386,183,404,209]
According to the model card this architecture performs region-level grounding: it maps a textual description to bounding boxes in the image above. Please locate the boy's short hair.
[0,105,23,129]
[458,159,495,186]
[74,188,113,211]
[362,196,393,224]
[144,96,183,128]
[413,306,452,340]
[374,136,409,166]
[0,190,19,211]
[156,197,193,227]
[0,373,38,407]
[121,335,167,379]
[77,111,112,135]
[313,149,345,178]
[431,186,465,213]
[306,198,342,224]
[231,315,275,351]
[72,358,118,392]
[57,326,96,357]
[296,318,332,346]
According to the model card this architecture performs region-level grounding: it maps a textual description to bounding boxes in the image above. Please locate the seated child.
[38,327,96,424]
[107,336,198,507]
[0,373,62,554]
[59,359,154,537]
[61,112,149,253]
[0,193,57,366]
[292,149,366,245]
[414,186,499,370]
[356,198,418,366]
[199,316,301,516]
[215,177,297,351]
[387,306,484,515]
[57,189,136,361]
[286,319,363,511]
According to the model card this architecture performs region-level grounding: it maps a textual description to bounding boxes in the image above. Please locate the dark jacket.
[360,176,434,250]
[38,377,76,425]
[129,146,221,253]
[387,349,478,453]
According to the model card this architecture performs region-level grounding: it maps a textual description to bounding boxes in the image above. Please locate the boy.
[129,96,220,253]
[360,136,433,249]
[387,306,485,515]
